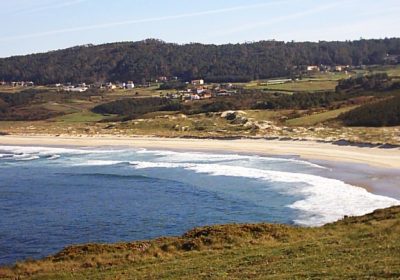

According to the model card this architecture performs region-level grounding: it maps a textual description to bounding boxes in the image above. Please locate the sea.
[0,145,399,265]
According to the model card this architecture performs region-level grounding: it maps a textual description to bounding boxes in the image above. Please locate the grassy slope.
[285,106,358,126]
[1,206,399,279]
[54,111,109,123]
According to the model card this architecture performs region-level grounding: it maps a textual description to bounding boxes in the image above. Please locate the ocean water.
[0,145,399,265]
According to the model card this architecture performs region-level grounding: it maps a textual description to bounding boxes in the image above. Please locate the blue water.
[0,145,398,265]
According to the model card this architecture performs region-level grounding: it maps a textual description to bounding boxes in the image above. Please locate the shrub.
[340,95,400,126]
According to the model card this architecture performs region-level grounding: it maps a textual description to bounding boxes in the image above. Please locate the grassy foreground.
[1,206,400,279]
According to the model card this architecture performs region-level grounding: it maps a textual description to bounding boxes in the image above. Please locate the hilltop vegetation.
[1,206,399,279]
[1,38,400,84]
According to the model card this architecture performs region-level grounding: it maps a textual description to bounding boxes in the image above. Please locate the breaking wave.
[129,160,400,226]
[1,145,398,226]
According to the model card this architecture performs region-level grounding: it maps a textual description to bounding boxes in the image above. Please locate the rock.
[221,110,247,119]
[221,110,236,119]
[231,116,248,125]
[243,121,259,130]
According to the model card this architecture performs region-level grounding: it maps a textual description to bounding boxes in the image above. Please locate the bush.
[336,73,391,92]
[92,97,175,116]
[159,81,187,90]
[340,95,400,126]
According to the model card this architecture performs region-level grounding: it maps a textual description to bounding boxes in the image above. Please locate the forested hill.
[1,38,400,84]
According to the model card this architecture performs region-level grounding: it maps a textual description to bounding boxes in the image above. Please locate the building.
[63,86,88,92]
[126,81,135,89]
[106,82,116,90]
[196,87,205,94]
[306,65,319,71]
[200,92,212,99]
[191,94,201,100]
[191,79,204,86]
[335,65,349,72]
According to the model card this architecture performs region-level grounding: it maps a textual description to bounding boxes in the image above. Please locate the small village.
[0,64,357,103]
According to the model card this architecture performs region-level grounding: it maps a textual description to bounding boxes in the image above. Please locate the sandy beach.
[1,134,400,169]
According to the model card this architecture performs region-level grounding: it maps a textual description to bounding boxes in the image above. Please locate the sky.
[1,0,399,58]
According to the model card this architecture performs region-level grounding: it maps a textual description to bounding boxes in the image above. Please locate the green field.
[54,111,110,123]
[368,65,400,78]
[263,80,338,92]
[286,106,357,126]
[243,79,339,92]
[1,206,399,279]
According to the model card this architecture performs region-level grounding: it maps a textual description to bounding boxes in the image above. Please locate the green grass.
[368,65,400,78]
[54,111,109,123]
[263,80,338,92]
[286,106,358,126]
[1,206,399,279]
[308,72,351,81]
[0,86,57,93]
[106,85,169,98]
[243,79,339,92]
[244,109,292,121]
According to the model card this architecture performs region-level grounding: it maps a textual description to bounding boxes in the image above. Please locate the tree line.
[0,38,400,84]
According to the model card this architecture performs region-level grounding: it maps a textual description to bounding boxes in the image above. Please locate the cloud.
[207,2,341,38]
[278,17,400,42]
[6,0,89,16]
[0,1,291,42]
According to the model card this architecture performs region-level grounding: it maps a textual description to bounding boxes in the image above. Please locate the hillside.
[1,38,400,84]
[1,206,399,279]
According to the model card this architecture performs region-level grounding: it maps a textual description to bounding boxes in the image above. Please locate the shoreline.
[1,134,400,268]
[1,134,400,169]
[1,134,400,200]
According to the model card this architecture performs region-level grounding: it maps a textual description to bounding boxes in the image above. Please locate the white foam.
[129,160,194,169]
[15,155,40,161]
[2,146,397,226]
[129,160,399,226]
[0,145,86,155]
[136,149,326,169]
[47,155,61,160]
[0,145,125,156]
[136,149,249,162]
[0,146,126,164]
[74,160,125,166]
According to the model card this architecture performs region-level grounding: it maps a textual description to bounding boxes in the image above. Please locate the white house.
[191,94,201,100]
[191,79,204,86]
[334,65,349,72]
[63,86,88,92]
[126,81,135,89]
[106,82,116,90]
[306,65,319,71]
